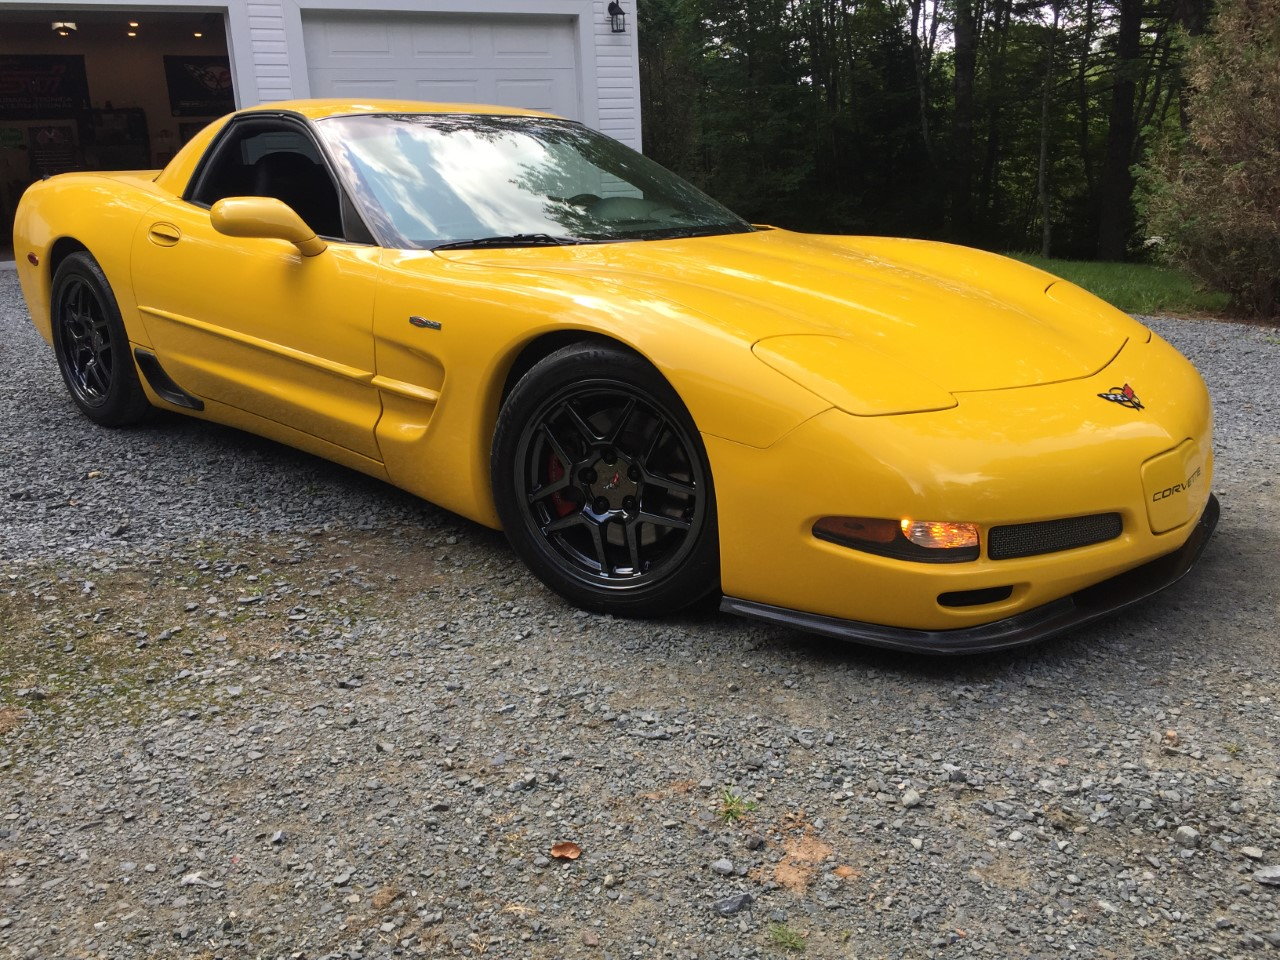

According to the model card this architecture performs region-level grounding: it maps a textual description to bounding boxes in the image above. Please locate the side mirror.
[209,196,327,257]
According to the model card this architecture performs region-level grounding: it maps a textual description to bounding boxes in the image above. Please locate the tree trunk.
[1096,0,1143,260]
[1038,0,1060,257]
[979,0,1013,226]
[950,0,979,241]
[909,0,939,167]
[1076,0,1096,194]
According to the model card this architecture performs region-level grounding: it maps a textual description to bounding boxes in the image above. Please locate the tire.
[492,340,720,617]
[50,251,151,427]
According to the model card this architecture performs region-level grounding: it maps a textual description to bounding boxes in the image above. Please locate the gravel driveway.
[2,269,1278,960]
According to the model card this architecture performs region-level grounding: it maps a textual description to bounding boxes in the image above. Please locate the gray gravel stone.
[1254,866,1280,886]
[2,274,1279,957]
[712,893,753,917]
[1175,825,1201,849]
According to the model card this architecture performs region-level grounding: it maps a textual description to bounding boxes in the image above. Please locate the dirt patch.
[371,885,401,910]
[772,830,834,894]
[0,705,26,736]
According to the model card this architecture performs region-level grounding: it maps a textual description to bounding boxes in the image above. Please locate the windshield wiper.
[432,233,583,251]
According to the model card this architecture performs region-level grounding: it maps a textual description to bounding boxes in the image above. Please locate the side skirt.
[133,348,205,411]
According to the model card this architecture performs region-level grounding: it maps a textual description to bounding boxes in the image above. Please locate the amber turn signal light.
[814,516,980,563]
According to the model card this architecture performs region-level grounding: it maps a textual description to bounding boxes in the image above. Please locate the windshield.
[315,113,754,249]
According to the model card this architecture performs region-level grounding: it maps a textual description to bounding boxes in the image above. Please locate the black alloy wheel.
[50,251,151,426]
[493,342,719,617]
[56,275,114,408]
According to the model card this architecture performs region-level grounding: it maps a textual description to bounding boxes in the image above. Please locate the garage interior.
[1,10,235,258]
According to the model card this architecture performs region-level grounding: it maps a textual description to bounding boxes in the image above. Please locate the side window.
[189,123,345,240]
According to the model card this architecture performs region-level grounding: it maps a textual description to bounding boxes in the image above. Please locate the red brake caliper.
[547,454,576,517]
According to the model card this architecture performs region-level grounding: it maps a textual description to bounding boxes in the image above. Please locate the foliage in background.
[639,0,1209,260]
[1010,254,1230,313]
[1139,0,1280,316]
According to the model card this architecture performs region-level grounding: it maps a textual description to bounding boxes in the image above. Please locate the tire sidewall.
[492,341,720,617]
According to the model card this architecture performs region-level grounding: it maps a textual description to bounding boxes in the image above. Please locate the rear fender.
[13,174,168,347]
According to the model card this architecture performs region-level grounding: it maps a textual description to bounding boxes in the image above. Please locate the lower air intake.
[988,513,1123,560]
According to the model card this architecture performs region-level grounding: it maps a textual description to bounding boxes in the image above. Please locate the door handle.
[148,222,181,246]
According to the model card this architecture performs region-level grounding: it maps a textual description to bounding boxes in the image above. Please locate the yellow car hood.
[434,228,1140,396]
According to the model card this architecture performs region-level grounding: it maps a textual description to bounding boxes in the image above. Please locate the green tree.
[1140,0,1280,315]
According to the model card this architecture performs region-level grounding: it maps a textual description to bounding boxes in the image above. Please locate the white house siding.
[246,0,294,104]
[0,0,641,148]
[589,0,639,147]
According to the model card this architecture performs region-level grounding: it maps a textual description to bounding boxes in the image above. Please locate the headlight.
[813,516,980,563]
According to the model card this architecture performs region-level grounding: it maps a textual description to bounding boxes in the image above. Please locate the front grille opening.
[988,513,1123,561]
[938,586,1014,607]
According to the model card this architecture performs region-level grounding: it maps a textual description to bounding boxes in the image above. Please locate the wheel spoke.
[642,470,695,498]
[637,510,691,531]
[539,423,574,471]
[561,402,600,443]
[585,520,610,573]
[643,418,668,463]
[82,359,99,392]
[625,519,643,574]
[527,472,571,504]
[543,510,587,534]
[607,397,638,443]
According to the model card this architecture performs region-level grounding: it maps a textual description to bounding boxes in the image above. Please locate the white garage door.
[301,11,582,120]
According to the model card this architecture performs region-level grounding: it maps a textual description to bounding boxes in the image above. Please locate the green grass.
[718,787,758,823]
[767,923,807,953]
[1007,253,1230,316]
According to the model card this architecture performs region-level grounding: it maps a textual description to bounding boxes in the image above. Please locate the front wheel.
[492,341,720,617]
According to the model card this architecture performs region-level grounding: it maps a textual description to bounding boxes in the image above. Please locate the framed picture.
[0,55,91,119]
[27,124,80,178]
[163,56,234,117]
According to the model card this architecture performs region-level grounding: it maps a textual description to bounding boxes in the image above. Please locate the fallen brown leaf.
[550,841,581,860]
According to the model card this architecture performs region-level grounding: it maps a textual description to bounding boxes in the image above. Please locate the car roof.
[239,98,564,121]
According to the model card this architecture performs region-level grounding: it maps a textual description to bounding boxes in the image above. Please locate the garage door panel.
[317,76,402,98]
[493,78,559,113]
[303,11,582,121]
[411,79,485,103]
[309,21,396,59]
[408,19,482,59]
[491,19,575,60]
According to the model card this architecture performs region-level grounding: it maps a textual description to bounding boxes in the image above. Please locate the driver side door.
[131,116,384,462]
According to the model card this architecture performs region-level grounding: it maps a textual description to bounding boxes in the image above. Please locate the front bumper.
[722,494,1218,655]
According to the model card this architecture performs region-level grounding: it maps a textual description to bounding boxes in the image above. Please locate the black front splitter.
[720,495,1220,656]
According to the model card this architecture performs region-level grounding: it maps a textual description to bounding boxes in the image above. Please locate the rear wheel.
[492,341,719,617]
[50,251,150,426]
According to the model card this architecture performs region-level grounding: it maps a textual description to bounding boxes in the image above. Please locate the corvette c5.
[12,99,1218,653]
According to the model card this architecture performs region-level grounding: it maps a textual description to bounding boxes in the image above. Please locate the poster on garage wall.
[0,56,91,119]
[163,56,234,117]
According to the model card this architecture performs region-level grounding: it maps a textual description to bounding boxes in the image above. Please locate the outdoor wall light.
[51,20,77,35]
[607,1,626,33]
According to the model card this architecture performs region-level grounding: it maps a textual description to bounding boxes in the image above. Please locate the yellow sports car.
[12,100,1217,654]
